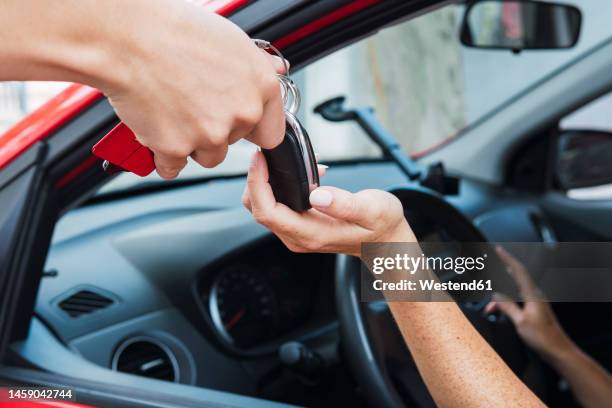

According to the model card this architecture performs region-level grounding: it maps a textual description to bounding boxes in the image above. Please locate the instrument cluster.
[199,239,335,351]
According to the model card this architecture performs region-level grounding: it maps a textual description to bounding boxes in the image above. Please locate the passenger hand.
[99,0,287,179]
[485,246,573,359]
[242,151,416,257]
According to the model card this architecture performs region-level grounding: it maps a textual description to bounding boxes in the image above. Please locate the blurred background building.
[0,82,69,132]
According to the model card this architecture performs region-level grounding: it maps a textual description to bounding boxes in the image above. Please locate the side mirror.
[460,0,581,52]
[556,130,612,190]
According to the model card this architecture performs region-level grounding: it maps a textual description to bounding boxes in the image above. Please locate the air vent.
[58,289,114,318]
[112,338,179,382]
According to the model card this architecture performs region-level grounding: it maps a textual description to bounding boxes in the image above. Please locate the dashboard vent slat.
[112,339,178,383]
[58,289,114,318]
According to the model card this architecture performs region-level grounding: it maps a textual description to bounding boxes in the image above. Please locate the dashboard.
[24,161,563,404]
[196,240,335,353]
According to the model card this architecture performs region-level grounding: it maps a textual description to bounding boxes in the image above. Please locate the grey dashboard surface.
[69,308,253,393]
[39,162,545,339]
[13,318,296,408]
[40,162,408,341]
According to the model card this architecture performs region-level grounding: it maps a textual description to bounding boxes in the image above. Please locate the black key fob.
[262,112,319,212]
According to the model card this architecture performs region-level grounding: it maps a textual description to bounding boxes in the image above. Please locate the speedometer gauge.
[209,265,278,348]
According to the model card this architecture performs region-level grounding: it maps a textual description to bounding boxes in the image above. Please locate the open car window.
[97,1,612,195]
[2,2,611,195]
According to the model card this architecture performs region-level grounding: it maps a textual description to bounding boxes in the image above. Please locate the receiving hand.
[485,246,573,359]
[242,151,416,257]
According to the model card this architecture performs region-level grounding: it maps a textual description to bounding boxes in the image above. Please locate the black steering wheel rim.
[335,186,491,408]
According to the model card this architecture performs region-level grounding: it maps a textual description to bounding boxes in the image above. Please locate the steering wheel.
[335,186,529,408]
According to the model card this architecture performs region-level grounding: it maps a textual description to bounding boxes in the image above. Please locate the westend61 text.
[373,279,493,292]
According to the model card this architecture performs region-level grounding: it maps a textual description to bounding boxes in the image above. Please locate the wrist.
[357,220,416,258]
[383,220,417,243]
[86,0,213,95]
[540,334,578,365]
[69,0,157,93]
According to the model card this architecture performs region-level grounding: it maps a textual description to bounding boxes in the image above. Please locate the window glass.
[294,5,466,159]
[560,92,612,200]
[294,0,612,166]
[561,93,612,132]
[2,2,612,195]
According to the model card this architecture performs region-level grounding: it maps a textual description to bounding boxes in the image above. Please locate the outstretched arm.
[388,301,543,407]
[243,151,544,407]
[0,0,286,178]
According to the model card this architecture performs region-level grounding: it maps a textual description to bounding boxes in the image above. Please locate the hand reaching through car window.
[0,0,286,179]
[486,246,612,408]
[244,151,545,407]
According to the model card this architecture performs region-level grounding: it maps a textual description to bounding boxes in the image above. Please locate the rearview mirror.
[556,130,612,190]
[460,0,581,52]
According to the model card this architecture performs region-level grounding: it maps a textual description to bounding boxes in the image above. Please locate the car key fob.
[262,113,319,212]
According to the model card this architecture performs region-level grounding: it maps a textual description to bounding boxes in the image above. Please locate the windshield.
[1,1,611,194]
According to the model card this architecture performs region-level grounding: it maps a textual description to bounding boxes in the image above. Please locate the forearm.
[0,0,161,90]
[374,227,543,407]
[546,342,612,408]
[388,301,544,407]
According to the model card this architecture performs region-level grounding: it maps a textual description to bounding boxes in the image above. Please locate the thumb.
[309,187,382,229]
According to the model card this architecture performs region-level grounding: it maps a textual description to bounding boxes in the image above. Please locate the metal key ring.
[278,75,300,115]
[253,39,300,114]
[253,39,290,75]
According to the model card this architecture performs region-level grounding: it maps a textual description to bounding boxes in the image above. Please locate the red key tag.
[92,122,155,177]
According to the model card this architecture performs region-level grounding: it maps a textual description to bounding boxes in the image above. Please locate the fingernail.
[310,188,333,207]
[250,151,260,170]
[318,164,329,169]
